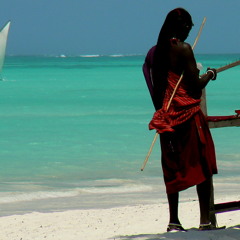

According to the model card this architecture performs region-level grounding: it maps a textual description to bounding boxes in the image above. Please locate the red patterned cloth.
[149,72,201,133]
[160,111,218,194]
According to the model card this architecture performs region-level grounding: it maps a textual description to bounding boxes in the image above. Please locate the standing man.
[143,8,222,231]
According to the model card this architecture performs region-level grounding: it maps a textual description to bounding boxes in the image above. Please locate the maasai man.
[143,8,221,231]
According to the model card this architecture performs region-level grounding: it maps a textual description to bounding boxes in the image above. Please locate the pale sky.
[1,0,240,56]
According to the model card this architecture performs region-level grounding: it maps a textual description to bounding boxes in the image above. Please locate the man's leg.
[167,192,180,224]
[196,177,212,224]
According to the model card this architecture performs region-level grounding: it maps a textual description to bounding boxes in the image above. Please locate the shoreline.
[0,176,239,217]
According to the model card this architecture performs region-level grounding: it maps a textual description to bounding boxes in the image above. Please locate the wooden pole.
[211,201,240,214]
[141,132,158,171]
[216,60,240,73]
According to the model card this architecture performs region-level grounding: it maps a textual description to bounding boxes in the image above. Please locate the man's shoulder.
[175,42,192,52]
[172,42,193,59]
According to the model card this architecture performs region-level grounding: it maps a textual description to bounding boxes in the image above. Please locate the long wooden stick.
[216,60,240,73]
[192,17,207,50]
[140,132,158,171]
[199,60,240,78]
[141,17,206,171]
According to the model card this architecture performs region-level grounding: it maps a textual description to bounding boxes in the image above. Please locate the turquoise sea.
[0,54,239,216]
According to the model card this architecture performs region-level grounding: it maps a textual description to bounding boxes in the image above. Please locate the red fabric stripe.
[149,72,201,133]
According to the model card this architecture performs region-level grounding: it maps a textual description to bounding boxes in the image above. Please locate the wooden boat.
[201,89,240,218]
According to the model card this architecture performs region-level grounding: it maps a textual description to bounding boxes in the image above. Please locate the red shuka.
[160,110,218,194]
[149,72,201,133]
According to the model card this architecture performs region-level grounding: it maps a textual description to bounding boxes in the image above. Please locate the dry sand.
[0,196,239,240]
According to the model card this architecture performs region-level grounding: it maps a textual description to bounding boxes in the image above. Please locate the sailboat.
[0,21,11,79]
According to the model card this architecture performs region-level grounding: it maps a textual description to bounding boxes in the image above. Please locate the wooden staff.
[141,17,206,171]
[199,60,240,79]
[216,60,240,73]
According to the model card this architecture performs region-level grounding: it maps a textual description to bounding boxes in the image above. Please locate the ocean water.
[0,54,239,216]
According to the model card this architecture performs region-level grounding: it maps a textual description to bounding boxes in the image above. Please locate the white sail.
[0,21,11,75]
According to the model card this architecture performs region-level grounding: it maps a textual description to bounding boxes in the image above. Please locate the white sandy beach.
[0,196,239,240]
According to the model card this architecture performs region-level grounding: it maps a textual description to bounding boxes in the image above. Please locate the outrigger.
[201,84,240,225]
